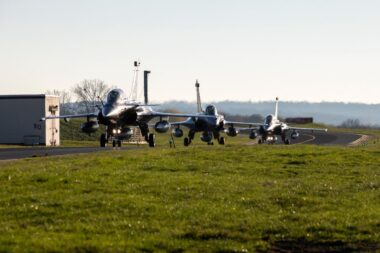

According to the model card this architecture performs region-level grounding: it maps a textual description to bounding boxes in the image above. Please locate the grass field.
[0,131,379,252]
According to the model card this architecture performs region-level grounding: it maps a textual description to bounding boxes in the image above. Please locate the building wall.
[0,95,60,146]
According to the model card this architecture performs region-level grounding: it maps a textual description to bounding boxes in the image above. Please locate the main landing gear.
[257,135,290,145]
[138,123,156,148]
[184,130,195,147]
[183,133,226,146]
[148,133,156,147]
[100,134,107,147]
[281,133,291,145]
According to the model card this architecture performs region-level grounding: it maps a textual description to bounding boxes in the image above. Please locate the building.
[285,117,314,124]
[0,94,60,146]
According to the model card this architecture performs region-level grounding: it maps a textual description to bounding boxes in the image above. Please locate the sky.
[0,0,379,103]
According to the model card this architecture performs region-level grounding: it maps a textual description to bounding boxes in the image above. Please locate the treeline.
[338,119,380,129]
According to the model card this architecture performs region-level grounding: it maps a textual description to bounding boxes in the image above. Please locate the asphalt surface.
[0,146,139,161]
[0,132,364,161]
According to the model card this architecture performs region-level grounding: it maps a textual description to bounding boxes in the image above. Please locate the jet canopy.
[106,89,125,104]
[265,115,274,125]
[205,105,217,116]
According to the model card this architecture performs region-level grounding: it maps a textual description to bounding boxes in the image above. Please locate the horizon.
[2,90,380,105]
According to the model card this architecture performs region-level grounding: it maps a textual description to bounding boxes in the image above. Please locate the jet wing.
[149,111,215,119]
[41,113,98,121]
[224,120,262,128]
[170,119,194,126]
[287,126,328,132]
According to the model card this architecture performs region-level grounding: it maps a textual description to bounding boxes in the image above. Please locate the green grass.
[0,142,379,252]
[60,119,106,142]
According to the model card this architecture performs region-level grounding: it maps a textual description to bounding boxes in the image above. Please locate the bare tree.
[340,119,361,129]
[46,89,73,114]
[72,79,112,112]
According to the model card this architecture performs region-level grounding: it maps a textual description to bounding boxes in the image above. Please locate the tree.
[340,119,361,129]
[45,89,73,114]
[72,79,112,112]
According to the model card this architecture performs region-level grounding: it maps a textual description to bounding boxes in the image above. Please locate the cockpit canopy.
[107,89,125,104]
[265,115,274,125]
[205,105,217,115]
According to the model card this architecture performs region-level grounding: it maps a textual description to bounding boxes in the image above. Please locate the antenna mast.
[195,80,203,113]
[274,97,279,120]
[129,61,140,101]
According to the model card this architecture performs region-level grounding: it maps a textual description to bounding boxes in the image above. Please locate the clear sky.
[0,0,379,103]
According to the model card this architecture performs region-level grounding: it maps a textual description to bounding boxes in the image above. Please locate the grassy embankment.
[0,131,379,252]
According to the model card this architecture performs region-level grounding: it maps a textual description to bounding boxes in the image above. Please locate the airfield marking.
[348,134,371,146]
[293,134,316,145]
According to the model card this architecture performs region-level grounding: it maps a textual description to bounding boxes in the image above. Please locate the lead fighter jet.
[170,81,257,146]
[247,97,328,144]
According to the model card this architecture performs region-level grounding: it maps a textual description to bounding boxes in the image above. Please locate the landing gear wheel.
[218,137,225,145]
[184,137,190,147]
[208,142,214,145]
[117,140,122,147]
[284,139,290,145]
[148,133,156,147]
[112,140,116,147]
[258,138,263,144]
[100,134,107,147]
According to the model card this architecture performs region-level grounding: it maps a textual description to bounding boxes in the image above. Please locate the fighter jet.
[170,81,256,146]
[42,65,214,148]
[248,97,328,144]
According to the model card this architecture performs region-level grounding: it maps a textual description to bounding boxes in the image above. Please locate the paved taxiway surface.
[0,132,365,161]
[0,146,140,161]
[291,131,362,145]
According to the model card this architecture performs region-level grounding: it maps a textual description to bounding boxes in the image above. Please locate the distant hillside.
[157,101,380,126]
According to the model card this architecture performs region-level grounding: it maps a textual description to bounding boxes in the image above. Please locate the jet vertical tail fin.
[195,80,203,113]
[274,97,279,120]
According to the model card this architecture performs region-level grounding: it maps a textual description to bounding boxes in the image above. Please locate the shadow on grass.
[268,238,378,253]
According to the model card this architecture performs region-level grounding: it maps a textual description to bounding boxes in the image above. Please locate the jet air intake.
[81,120,99,134]
[226,127,238,137]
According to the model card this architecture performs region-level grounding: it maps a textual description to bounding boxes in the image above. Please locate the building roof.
[0,94,59,99]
